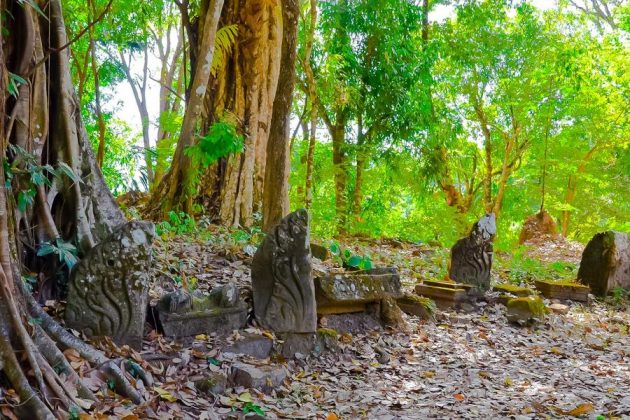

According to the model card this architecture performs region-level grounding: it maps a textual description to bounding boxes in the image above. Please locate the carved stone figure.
[449,213,496,291]
[251,209,317,333]
[156,283,247,338]
[65,221,155,349]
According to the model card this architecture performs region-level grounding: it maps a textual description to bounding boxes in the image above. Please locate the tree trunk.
[88,0,106,168]
[147,0,225,216]
[303,0,318,211]
[0,1,151,416]
[331,119,348,232]
[262,0,300,231]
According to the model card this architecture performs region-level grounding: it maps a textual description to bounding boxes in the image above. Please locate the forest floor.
[59,227,629,419]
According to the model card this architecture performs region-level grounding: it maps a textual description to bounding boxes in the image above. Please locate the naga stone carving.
[156,283,247,338]
[251,209,317,333]
[65,220,155,350]
[449,213,496,291]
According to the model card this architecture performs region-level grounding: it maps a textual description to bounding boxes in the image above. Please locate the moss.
[507,296,547,318]
[317,328,339,338]
[493,283,534,296]
[400,294,436,314]
[536,279,589,288]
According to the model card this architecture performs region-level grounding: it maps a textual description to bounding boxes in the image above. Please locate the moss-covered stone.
[534,279,590,302]
[317,328,338,338]
[397,294,435,320]
[506,296,546,325]
[493,283,535,297]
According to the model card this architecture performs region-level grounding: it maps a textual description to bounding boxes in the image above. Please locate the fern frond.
[211,24,239,77]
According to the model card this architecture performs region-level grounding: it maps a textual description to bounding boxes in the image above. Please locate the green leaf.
[17,189,35,212]
[329,242,340,255]
[56,162,81,184]
[37,242,56,257]
[346,255,362,267]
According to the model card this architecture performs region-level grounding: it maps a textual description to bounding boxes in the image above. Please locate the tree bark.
[147,0,225,215]
[0,1,150,416]
[262,0,300,231]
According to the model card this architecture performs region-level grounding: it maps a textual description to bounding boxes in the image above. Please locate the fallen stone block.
[230,363,287,394]
[578,231,630,296]
[159,304,248,338]
[310,242,330,261]
[534,280,590,302]
[414,283,468,309]
[224,334,273,359]
[506,296,546,326]
[315,271,402,315]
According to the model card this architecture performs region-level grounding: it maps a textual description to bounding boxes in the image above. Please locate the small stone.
[396,294,435,320]
[230,363,287,394]
[460,303,476,313]
[548,303,569,315]
[195,372,227,395]
[310,242,329,261]
[278,333,316,358]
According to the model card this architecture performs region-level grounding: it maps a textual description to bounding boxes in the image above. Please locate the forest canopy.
[56,0,629,249]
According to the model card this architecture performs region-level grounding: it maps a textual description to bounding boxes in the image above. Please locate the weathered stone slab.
[319,312,383,334]
[423,279,475,293]
[493,283,535,297]
[65,221,154,350]
[230,363,287,394]
[251,209,317,333]
[396,294,435,320]
[414,284,468,309]
[506,296,546,326]
[578,231,630,296]
[315,271,402,314]
[157,284,247,338]
[449,213,496,291]
[534,280,590,302]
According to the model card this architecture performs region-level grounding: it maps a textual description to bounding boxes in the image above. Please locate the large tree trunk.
[147,0,225,215]
[0,1,150,416]
[262,0,299,231]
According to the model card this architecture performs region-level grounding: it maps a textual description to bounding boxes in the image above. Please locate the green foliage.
[495,246,577,284]
[185,115,244,168]
[7,72,27,97]
[329,241,373,270]
[37,239,79,269]
[212,25,239,77]
[156,211,197,236]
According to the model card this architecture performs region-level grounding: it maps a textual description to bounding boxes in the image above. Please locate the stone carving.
[251,209,317,333]
[449,213,496,291]
[156,283,247,338]
[65,220,154,349]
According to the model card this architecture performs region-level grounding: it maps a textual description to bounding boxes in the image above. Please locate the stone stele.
[449,213,496,291]
[251,209,317,333]
[65,220,154,350]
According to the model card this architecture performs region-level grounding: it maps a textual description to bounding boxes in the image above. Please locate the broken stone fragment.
[396,294,435,320]
[251,209,317,333]
[578,230,630,296]
[449,213,496,291]
[158,303,247,339]
[319,312,383,334]
[414,283,469,310]
[506,296,546,326]
[65,220,155,350]
[229,363,287,394]
[380,296,407,329]
[315,270,402,315]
